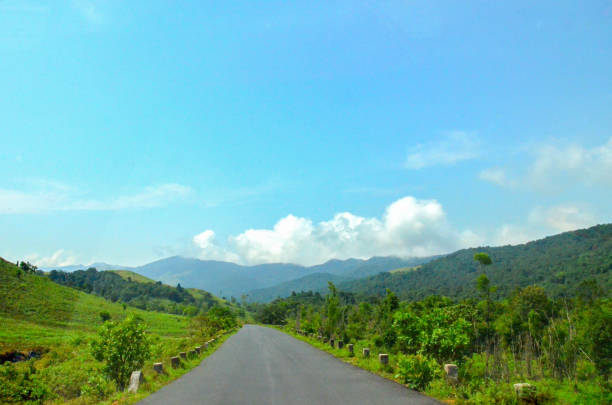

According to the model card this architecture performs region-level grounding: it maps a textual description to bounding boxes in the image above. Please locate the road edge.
[263,325,445,404]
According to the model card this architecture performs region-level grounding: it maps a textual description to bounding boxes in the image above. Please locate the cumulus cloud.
[405,131,480,169]
[193,196,479,266]
[0,183,193,214]
[26,249,77,267]
[480,137,612,191]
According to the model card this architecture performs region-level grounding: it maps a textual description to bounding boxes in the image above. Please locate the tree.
[473,252,492,269]
[91,315,151,390]
[325,282,340,338]
[19,261,37,274]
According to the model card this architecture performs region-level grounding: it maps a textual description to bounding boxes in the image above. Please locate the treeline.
[253,274,611,404]
[47,268,219,315]
[340,224,612,301]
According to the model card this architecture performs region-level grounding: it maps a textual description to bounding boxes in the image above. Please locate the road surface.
[138,325,441,405]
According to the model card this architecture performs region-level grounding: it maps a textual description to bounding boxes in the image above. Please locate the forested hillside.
[48,267,222,315]
[246,256,436,302]
[247,273,349,302]
[340,224,612,300]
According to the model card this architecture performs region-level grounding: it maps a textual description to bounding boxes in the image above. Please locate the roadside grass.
[98,327,239,405]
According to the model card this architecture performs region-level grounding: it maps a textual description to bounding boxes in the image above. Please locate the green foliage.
[395,354,439,390]
[0,361,48,404]
[99,310,111,322]
[48,267,222,315]
[207,306,237,329]
[90,314,152,390]
[473,252,492,266]
[0,258,236,403]
[262,264,611,404]
[325,282,340,337]
[80,372,114,400]
[393,305,471,362]
[19,261,38,274]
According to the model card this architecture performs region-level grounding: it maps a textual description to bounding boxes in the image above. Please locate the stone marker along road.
[138,325,441,405]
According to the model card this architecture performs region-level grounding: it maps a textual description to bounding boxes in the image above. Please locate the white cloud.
[0,183,193,214]
[480,137,612,191]
[405,131,480,169]
[492,204,600,246]
[492,224,540,246]
[529,138,612,189]
[479,167,514,188]
[529,204,597,232]
[193,196,478,266]
[26,249,77,267]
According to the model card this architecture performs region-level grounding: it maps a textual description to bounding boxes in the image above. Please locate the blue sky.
[1,0,611,267]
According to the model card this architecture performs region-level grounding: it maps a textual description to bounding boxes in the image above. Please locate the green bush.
[99,311,111,322]
[39,357,92,400]
[80,372,114,400]
[395,354,439,390]
[91,314,152,390]
[0,361,48,404]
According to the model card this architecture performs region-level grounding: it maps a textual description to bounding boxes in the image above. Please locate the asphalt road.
[138,325,441,405]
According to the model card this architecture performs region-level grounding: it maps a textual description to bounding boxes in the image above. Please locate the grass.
[108,270,155,284]
[0,257,239,404]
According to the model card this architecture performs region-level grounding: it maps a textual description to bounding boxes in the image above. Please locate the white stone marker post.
[128,370,144,393]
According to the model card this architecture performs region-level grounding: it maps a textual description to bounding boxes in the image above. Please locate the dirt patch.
[0,348,48,363]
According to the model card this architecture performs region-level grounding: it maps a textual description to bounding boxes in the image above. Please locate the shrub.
[80,372,114,400]
[91,314,152,390]
[0,361,48,404]
[99,311,111,322]
[395,354,439,390]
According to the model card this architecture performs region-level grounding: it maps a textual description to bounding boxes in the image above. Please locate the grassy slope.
[0,258,187,350]
[108,270,155,284]
[109,268,233,309]
[0,258,237,404]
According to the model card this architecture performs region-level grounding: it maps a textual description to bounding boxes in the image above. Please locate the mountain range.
[44,256,435,301]
[132,256,432,299]
[41,223,612,303]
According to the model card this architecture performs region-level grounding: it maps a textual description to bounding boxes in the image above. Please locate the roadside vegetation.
[0,258,239,404]
[252,253,611,404]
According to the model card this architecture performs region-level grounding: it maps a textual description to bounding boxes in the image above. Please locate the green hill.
[339,223,612,300]
[0,257,238,404]
[108,269,155,283]
[48,267,225,315]
[0,258,188,350]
